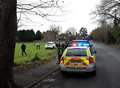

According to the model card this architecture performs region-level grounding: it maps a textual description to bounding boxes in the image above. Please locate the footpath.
[14,57,59,87]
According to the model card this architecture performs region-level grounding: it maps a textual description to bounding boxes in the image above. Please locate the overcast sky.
[18,0,101,34]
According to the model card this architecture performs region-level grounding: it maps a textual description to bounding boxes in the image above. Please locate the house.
[43,30,58,42]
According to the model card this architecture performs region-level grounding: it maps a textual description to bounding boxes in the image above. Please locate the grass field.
[14,42,57,65]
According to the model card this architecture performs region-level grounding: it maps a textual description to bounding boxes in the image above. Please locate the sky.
[18,0,101,34]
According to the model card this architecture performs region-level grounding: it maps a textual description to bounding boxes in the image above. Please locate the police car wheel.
[60,71,68,77]
[90,70,96,76]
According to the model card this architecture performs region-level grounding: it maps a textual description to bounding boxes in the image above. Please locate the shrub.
[32,53,40,62]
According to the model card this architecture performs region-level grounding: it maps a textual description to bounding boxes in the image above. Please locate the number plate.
[65,63,86,68]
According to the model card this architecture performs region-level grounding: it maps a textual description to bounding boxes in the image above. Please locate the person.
[62,42,66,50]
[57,42,65,64]
[65,41,69,48]
[35,41,40,50]
[21,43,27,56]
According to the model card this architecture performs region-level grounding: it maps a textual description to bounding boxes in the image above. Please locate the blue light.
[78,43,90,47]
[78,43,82,46]
[83,43,89,46]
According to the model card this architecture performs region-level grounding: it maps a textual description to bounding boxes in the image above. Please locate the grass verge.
[14,42,57,65]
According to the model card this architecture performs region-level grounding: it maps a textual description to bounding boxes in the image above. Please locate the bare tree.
[79,27,88,39]
[17,0,65,27]
[66,27,77,41]
[66,27,77,35]
[49,24,62,40]
[50,24,61,34]
[93,0,120,26]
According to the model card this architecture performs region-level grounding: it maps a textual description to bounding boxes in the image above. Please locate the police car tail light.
[89,56,94,64]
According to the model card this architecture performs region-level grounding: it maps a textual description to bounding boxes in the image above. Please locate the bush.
[32,53,40,62]
[112,27,120,44]
[91,26,120,44]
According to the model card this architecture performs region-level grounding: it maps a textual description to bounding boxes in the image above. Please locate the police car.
[59,46,96,73]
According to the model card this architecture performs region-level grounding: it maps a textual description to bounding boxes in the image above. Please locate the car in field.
[45,42,56,49]
[59,47,96,73]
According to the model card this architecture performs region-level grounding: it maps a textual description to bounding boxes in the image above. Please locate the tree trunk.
[0,0,19,88]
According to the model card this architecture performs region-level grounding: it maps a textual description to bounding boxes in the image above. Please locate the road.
[33,43,120,88]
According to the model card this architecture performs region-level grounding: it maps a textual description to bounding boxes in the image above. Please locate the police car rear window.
[66,48,88,56]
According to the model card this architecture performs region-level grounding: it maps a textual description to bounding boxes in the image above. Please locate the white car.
[45,42,56,49]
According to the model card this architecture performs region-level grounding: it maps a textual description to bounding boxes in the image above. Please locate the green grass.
[14,42,57,65]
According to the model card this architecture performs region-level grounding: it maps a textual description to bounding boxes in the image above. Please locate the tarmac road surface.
[33,43,120,88]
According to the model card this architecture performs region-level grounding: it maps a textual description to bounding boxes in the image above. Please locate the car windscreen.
[66,48,88,57]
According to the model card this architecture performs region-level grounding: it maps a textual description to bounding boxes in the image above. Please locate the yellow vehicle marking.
[64,58,70,64]
[81,57,89,65]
